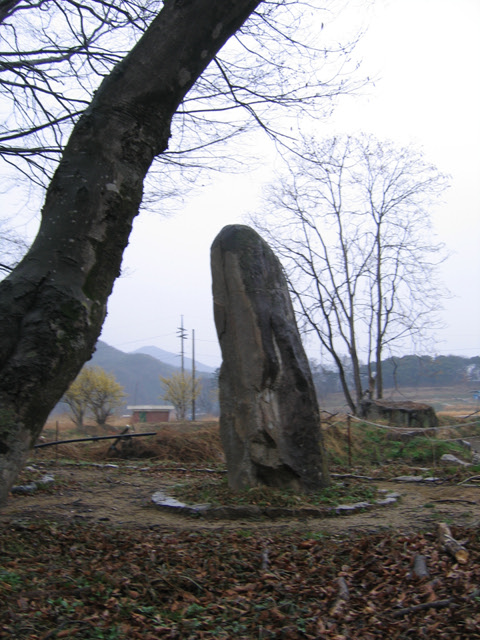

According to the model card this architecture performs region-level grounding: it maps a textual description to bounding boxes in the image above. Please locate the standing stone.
[211,224,330,492]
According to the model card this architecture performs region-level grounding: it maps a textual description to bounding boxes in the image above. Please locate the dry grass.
[40,398,480,469]
[108,423,225,463]
[37,418,224,464]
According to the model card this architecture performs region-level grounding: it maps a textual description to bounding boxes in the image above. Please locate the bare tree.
[253,134,449,413]
[0,0,270,505]
[0,1,360,198]
[0,1,362,286]
[0,1,366,503]
[0,1,161,184]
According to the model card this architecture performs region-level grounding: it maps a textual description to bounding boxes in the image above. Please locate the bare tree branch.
[0,0,363,197]
[252,134,450,412]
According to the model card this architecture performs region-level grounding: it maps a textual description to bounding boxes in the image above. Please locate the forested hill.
[379,355,480,388]
[56,344,480,416]
[92,341,218,408]
[90,341,179,406]
[313,354,480,396]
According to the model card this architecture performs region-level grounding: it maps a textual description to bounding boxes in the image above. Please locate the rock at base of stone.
[360,399,438,429]
[211,224,330,493]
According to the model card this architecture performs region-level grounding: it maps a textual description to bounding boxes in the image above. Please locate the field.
[1,391,480,639]
[319,384,480,416]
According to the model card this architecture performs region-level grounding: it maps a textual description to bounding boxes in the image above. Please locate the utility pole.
[177,315,187,375]
[192,329,196,421]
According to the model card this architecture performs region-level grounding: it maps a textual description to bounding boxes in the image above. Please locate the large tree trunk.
[0,0,261,505]
[0,0,21,24]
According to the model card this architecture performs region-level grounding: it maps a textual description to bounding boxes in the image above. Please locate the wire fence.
[347,415,480,433]
[328,414,480,469]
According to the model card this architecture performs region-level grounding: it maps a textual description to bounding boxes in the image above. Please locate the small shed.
[127,405,175,424]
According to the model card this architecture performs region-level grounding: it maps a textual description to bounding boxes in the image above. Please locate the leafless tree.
[0,1,362,280]
[0,1,160,183]
[0,0,261,504]
[0,1,363,504]
[253,134,449,413]
[0,0,360,195]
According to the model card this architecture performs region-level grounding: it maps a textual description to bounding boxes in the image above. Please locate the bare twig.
[390,598,455,618]
[432,498,477,505]
[330,473,374,481]
[458,475,480,486]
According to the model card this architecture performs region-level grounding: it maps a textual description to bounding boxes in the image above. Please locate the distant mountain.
[90,342,179,406]
[131,345,217,374]
[53,341,217,416]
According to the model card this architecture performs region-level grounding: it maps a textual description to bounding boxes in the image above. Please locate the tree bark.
[0,0,21,24]
[0,0,261,506]
[374,227,384,399]
[333,353,356,415]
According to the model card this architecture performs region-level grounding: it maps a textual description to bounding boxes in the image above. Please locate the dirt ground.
[1,462,479,535]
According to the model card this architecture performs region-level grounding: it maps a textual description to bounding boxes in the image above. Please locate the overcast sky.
[97,0,480,368]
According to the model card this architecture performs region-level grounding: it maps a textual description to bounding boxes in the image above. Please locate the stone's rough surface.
[211,224,330,492]
[361,399,438,428]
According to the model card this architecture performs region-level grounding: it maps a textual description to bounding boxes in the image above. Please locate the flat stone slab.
[151,489,402,520]
[151,491,210,516]
[11,474,55,495]
[440,454,470,466]
[392,475,442,483]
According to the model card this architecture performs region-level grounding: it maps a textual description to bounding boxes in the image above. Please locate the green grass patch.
[328,423,474,468]
[170,474,377,508]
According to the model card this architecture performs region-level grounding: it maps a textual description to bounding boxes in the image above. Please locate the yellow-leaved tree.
[63,366,126,429]
[160,373,202,421]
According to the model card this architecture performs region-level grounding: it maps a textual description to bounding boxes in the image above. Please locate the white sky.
[97,0,480,368]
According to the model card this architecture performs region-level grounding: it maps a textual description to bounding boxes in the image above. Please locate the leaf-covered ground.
[2,421,480,639]
[1,520,479,639]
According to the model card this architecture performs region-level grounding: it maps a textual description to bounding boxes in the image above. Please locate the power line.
[107,332,176,347]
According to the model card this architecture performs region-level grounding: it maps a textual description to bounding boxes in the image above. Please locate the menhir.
[211,224,330,492]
